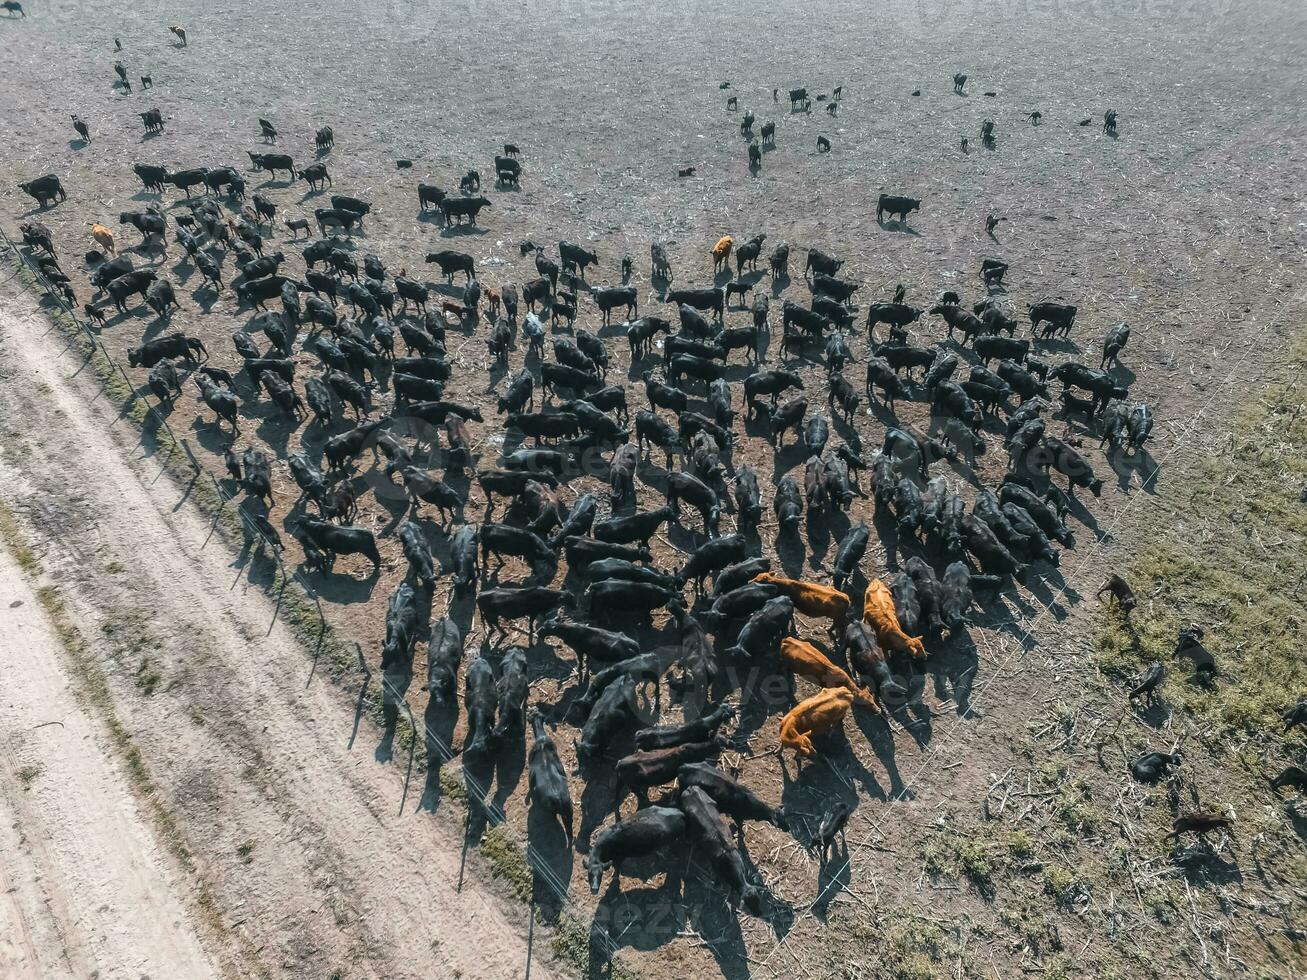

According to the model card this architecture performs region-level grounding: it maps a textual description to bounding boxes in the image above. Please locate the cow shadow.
[588,877,688,978]
[440,225,488,239]
[526,804,574,923]
[876,218,920,237]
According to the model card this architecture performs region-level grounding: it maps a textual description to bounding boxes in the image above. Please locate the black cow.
[440,195,491,225]
[247,152,296,180]
[425,249,475,281]
[105,269,157,313]
[666,287,725,320]
[1028,301,1077,337]
[877,194,920,223]
[298,163,332,190]
[19,175,67,208]
[132,164,168,192]
[593,285,637,325]
[586,806,686,894]
[294,519,381,574]
[527,711,573,841]
[477,587,573,640]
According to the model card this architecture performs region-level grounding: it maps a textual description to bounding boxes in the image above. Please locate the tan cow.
[778,688,853,759]
[863,579,926,659]
[89,222,115,256]
[779,637,878,710]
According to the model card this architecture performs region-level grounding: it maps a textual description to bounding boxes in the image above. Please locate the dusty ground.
[0,286,562,979]
[2,0,1306,978]
[0,540,217,980]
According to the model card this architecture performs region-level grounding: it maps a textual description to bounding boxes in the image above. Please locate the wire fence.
[0,227,657,977]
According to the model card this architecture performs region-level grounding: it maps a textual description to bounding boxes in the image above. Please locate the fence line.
[0,229,650,976]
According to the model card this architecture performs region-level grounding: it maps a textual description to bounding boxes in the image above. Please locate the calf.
[1175,626,1217,684]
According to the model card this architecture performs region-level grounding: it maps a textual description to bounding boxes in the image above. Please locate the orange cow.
[779,637,878,710]
[778,688,853,758]
[863,580,926,658]
[89,222,115,256]
[752,573,851,624]
[711,235,733,274]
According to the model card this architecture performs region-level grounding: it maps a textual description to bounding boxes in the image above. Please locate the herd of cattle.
[14,45,1296,927]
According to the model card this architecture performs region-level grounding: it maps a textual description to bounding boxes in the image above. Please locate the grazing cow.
[1097,573,1137,616]
[814,801,855,865]
[1129,662,1165,703]
[1038,436,1104,497]
[752,573,850,627]
[20,221,56,256]
[586,807,686,894]
[89,222,116,256]
[1174,626,1217,683]
[1167,812,1232,841]
[169,24,187,44]
[1102,321,1131,370]
[812,273,858,305]
[527,711,573,841]
[953,72,967,93]
[3,1,25,15]
[248,152,296,180]
[781,637,877,707]
[144,279,182,318]
[1028,301,1077,337]
[315,126,335,150]
[863,580,926,658]
[876,194,920,224]
[19,174,67,208]
[559,240,598,277]
[779,688,854,759]
[298,163,332,191]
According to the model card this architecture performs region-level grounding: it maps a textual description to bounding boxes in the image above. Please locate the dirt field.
[2,0,1306,977]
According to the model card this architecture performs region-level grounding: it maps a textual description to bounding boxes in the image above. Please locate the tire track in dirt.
[0,541,218,980]
[0,284,561,979]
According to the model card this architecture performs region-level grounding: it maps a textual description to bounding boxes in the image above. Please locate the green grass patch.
[1094,340,1307,743]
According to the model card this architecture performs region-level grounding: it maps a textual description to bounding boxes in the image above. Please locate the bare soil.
[1,0,1306,978]
[0,540,218,980]
[0,286,562,979]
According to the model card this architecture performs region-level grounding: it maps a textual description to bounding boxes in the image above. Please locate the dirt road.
[0,542,218,980]
[0,285,560,979]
